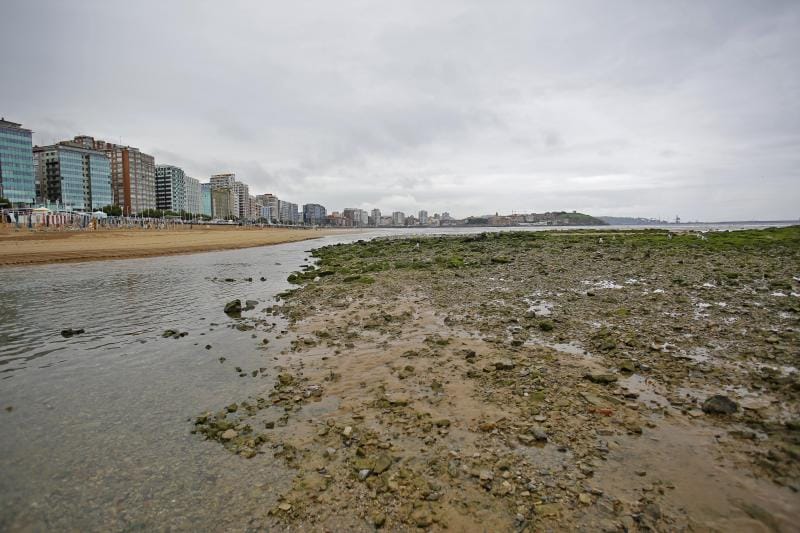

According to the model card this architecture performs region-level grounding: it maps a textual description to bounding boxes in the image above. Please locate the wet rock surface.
[60,327,85,337]
[194,227,800,531]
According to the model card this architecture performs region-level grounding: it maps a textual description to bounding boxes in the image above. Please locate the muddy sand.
[0,226,341,267]
[194,227,799,531]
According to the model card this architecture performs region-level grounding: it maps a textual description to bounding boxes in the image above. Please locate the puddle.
[674,347,710,364]
[515,442,574,473]
[619,374,671,408]
[524,298,554,317]
[595,420,800,532]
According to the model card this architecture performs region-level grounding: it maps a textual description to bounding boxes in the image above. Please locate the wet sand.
[192,227,799,531]
[0,226,346,267]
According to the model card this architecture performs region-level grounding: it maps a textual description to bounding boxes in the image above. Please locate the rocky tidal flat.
[194,227,800,531]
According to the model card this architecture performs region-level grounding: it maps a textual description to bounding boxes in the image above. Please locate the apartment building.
[71,136,155,215]
[33,142,112,210]
[0,119,36,205]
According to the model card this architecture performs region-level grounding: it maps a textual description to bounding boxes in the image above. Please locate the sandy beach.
[0,226,344,267]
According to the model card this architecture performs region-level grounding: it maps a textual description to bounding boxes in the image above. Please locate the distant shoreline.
[0,226,351,268]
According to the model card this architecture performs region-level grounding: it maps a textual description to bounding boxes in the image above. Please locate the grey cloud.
[1,0,798,220]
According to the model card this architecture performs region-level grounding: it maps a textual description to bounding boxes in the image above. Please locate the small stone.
[434,419,451,428]
[479,469,494,481]
[372,512,386,528]
[578,493,592,505]
[358,469,371,481]
[411,509,433,528]
[277,373,294,386]
[224,299,242,315]
[702,395,739,415]
[371,453,393,474]
[536,503,561,518]
[277,502,292,512]
[494,359,516,370]
[343,426,353,437]
[643,502,661,520]
[584,372,618,384]
[221,429,238,441]
[530,427,548,441]
[239,447,257,459]
[60,327,85,338]
[518,434,535,445]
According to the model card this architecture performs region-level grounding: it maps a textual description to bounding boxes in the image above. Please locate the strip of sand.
[0,226,347,267]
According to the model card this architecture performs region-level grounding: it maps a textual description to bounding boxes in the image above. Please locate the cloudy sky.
[2,0,798,220]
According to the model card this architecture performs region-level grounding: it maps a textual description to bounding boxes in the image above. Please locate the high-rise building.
[0,119,36,206]
[277,200,299,224]
[33,142,112,211]
[392,211,405,226]
[234,181,249,220]
[211,188,234,219]
[200,183,212,217]
[256,193,279,222]
[247,195,262,221]
[370,208,381,226]
[418,210,428,225]
[185,176,201,215]
[70,136,155,215]
[343,208,369,227]
[210,173,239,217]
[155,165,187,212]
[303,203,327,225]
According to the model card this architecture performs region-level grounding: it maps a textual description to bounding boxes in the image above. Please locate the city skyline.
[2,1,799,221]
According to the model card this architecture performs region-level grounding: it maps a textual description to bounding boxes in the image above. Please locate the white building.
[234,181,249,220]
[155,165,186,213]
[392,211,405,226]
[418,210,428,225]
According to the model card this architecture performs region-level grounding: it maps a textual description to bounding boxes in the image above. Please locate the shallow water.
[0,223,792,530]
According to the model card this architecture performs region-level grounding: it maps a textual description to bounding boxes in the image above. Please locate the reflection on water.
[0,223,788,530]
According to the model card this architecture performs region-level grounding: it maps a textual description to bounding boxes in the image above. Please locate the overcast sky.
[2,0,798,220]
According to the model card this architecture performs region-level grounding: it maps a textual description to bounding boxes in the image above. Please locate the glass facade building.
[33,143,113,211]
[0,119,36,205]
[57,149,86,209]
[303,203,327,225]
[200,182,212,217]
[88,153,112,209]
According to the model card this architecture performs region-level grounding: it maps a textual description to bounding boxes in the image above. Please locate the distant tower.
[675,215,681,224]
